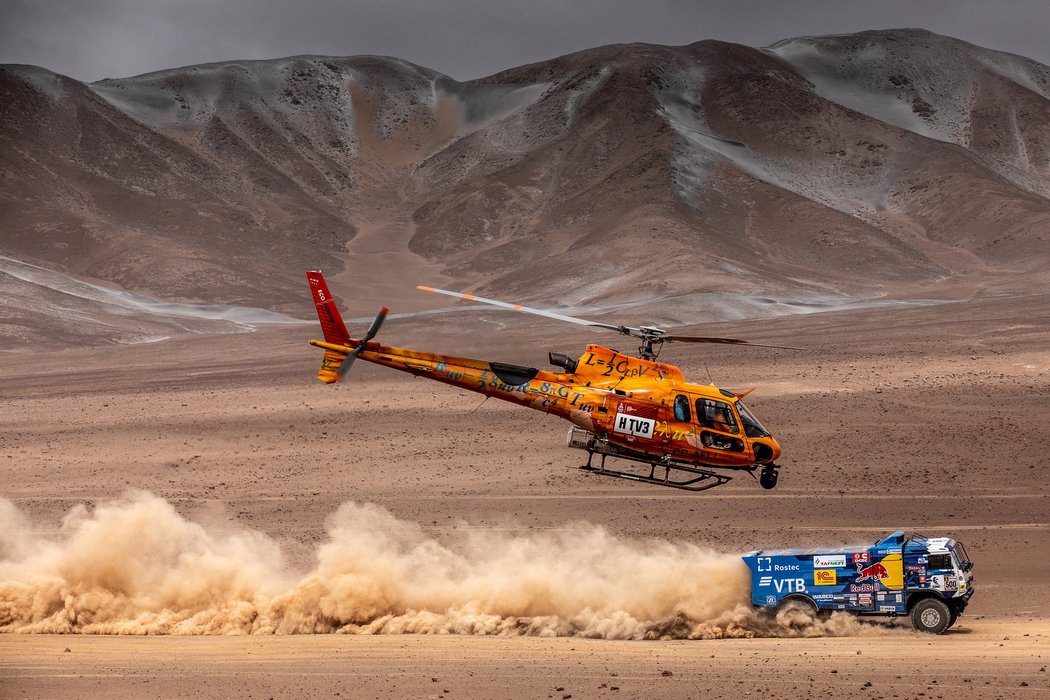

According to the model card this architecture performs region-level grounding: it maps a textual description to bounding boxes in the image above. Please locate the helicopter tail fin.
[307,271,350,344]
[307,271,351,383]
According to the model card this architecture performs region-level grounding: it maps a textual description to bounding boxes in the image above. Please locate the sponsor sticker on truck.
[813,555,846,568]
[814,569,837,586]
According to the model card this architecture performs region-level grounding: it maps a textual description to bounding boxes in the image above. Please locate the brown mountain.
[1,29,1048,346]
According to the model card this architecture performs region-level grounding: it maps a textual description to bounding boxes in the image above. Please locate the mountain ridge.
[1,28,1048,346]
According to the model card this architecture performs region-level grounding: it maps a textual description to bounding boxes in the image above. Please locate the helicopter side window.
[696,399,739,434]
[673,395,691,422]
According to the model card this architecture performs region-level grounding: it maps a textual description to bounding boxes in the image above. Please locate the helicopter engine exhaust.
[548,352,578,373]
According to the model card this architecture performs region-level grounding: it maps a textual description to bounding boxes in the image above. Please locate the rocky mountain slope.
[1,29,1048,346]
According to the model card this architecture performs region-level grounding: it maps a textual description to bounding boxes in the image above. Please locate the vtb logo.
[770,578,806,594]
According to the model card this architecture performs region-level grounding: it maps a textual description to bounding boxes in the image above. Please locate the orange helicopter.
[307,271,796,492]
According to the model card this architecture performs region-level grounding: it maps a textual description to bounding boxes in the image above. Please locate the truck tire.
[946,608,959,629]
[776,595,818,616]
[911,598,951,634]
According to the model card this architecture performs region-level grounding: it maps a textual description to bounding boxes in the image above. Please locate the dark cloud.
[1,0,1048,82]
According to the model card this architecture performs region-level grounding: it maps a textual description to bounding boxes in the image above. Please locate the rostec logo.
[613,412,654,438]
[814,555,846,568]
[755,557,800,572]
[853,552,871,564]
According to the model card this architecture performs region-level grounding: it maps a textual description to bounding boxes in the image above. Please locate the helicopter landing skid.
[579,449,739,492]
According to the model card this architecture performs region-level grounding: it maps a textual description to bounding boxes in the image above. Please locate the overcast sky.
[2,0,1049,83]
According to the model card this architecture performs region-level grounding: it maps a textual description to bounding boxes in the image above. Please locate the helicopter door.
[661,394,699,460]
[695,398,746,453]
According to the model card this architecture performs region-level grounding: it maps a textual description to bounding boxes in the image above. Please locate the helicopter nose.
[752,437,781,463]
[768,437,782,462]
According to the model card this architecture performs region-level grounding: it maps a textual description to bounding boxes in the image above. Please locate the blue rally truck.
[742,531,974,633]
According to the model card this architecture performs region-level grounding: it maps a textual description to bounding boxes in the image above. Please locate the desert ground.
[1,289,1049,698]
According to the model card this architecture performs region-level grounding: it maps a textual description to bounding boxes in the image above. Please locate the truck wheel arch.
[905,590,945,611]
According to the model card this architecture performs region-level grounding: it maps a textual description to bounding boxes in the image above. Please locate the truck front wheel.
[776,595,817,616]
[775,594,830,621]
[911,598,951,634]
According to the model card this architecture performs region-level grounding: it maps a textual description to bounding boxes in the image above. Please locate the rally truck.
[742,531,974,633]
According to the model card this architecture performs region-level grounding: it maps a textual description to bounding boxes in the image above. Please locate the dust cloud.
[0,492,901,638]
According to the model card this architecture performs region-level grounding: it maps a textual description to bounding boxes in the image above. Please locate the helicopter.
[306,270,797,492]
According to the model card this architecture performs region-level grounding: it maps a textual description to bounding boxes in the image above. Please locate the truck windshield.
[952,542,974,571]
[736,401,769,438]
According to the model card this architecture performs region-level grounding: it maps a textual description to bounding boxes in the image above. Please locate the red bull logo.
[855,561,889,582]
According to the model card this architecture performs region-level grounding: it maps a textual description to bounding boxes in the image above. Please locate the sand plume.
[0,492,901,637]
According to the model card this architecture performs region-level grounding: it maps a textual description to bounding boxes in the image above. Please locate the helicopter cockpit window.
[736,401,769,438]
[673,395,691,422]
[696,399,739,434]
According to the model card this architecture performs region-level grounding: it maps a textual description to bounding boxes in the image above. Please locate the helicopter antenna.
[416,286,800,360]
[703,360,715,384]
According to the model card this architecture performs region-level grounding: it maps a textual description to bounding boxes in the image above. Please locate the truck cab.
[742,531,974,633]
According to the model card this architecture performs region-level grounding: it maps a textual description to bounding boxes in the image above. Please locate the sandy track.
[1,620,1047,699]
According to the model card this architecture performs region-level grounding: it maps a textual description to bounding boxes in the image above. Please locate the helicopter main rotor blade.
[416,285,800,351]
[661,334,801,350]
[417,286,630,334]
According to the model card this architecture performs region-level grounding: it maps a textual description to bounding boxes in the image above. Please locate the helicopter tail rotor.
[335,306,388,379]
[311,305,388,383]
[307,270,390,383]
